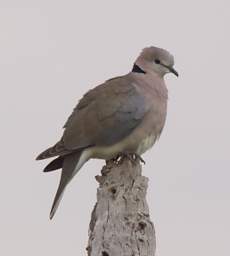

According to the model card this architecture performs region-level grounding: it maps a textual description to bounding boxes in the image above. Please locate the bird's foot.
[107,152,145,165]
[133,154,146,164]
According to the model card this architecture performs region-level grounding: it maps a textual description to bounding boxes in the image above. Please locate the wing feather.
[62,75,149,149]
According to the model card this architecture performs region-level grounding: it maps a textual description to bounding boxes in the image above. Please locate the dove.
[36,46,178,219]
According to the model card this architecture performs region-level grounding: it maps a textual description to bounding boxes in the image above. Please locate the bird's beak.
[168,66,179,77]
[161,63,179,77]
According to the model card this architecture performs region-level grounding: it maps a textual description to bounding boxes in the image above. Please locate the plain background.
[0,1,229,255]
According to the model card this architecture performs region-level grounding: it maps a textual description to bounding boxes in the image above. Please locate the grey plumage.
[36,46,178,219]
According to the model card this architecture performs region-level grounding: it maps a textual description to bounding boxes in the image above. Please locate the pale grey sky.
[0,1,229,255]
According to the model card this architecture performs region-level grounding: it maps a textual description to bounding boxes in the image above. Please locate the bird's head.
[134,46,178,78]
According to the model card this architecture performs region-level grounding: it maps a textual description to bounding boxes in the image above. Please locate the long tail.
[49,150,86,219]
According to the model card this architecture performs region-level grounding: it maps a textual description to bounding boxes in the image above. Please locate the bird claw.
[134,154,146,164]
[106,153,145,165]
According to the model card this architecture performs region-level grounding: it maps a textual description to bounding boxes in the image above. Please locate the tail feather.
[49,151,85,219]
[43,157,64,172]
[36,140,69,160]
[49,177,68,219]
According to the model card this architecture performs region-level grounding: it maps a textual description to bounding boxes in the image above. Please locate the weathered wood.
[87,158,156,256]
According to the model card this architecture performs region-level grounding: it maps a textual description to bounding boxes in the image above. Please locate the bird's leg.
[105,154,124,165]
[107,153,127,165]
[122,152,136,163]
[115,152,145,165]
[106,153,145,166]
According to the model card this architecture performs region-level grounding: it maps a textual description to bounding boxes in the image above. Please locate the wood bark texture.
[87,158,156,256]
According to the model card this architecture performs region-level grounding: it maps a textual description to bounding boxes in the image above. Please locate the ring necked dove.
[36,46,178,219]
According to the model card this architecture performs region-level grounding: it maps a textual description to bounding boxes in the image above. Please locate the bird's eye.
[154,59,161,64]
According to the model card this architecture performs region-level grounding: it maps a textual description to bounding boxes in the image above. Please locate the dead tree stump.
[87,158,156,256]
